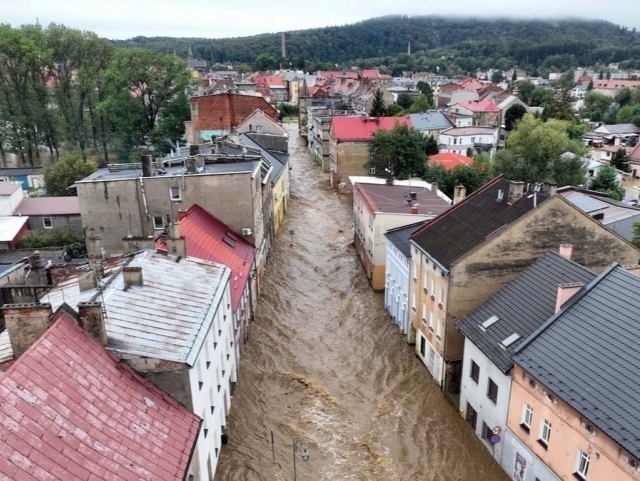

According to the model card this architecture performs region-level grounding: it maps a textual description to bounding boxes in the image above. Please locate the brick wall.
[191,94,278,132]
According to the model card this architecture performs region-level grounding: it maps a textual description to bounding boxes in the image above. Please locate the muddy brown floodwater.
[215,125,509,481]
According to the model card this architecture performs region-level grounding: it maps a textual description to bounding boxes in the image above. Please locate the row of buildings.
[0,103,293,479]
[368,175,640,481]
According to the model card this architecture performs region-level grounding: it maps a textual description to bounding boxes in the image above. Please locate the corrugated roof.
[453,100,501,112]
[42,250,231,366]
[0,329,12,363]
[331,116,412,142]
[457,252,596,373]
[0,167,43,176]
[0,216,28,242]
[408,111,454,131]
[384,221,428,258]
[156,205,254,311]
[0,310,200,480]
[0,182,21,195]
[411,177,547,268]
[14,196,80,216]
[597,124,640,135]
[514,265,640,460]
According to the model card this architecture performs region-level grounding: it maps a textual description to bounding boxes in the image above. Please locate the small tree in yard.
[504,104,527,131]
[367,123,429,179]
[632,222,640,249]
[590,165,625,200]
[44,150,97,196]
[396,93,413,110]
[610,148,632,173]
[369,89,386,117]
[19,225,87,257]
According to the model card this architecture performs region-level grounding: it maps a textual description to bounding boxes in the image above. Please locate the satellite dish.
[63,254,73,263]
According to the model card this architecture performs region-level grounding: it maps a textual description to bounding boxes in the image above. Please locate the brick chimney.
[121,235,155,254]
[167,220,187,257]
[28,251,41,268]
[78,271,98,292]
[411,205,419,214]
[543,180,558,197]
[453,184,467,205]
[431,182,439,194]
[123,266,143,287]
[508,181,524,203]
[86,235,103,258]
[2,303,53,358]
[558,244,573,260]
[77,302,107,346]
[555,282,584,313]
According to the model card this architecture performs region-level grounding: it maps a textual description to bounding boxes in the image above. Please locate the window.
[575,450,590,479]
[429,311,434,331]
[369,150,375,159]
[430,279,436,296]
[153,215,164,230]
[369,167,376,175]
[420,335,426,357]
[255,125,263,133]
[470,360,480,383]
[466,403,478,430]
[438,287,444,305]
[421,303,427,323]
[539,418,551,448]
[423,271,428,292]
[487,378,498,403]
[42,217,53,229]
[411,293,416,312]
[169,185,181,201]
[521,403,533,431]
[435,318,442,340]
[482,422,493,443]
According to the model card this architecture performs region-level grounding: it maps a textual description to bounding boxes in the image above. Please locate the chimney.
[167,221,187,257]
[453,184,467,205]
[155,157,164,169]
[555,282,584,313]
[189,144,199,156]
[178,209,189,221]
[508,181,525,203]
[385,177,394,186]
[123,266,143,287]
[558,243,573,260]
[431,182,439,194]
[121,235,155,254]
[28,251,41,268]
[2,303,53,359]
[409,192,417,201]
[186,157,197,174]
[141,154,153,178]
[88,258,104,279]
[86,235,103,258]
[78,271,98,292]
[77,302,107,346]
[542,180,557,197]
[410,205,419,214]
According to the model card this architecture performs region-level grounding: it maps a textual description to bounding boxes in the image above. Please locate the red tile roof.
[0,309,201,481]
[594,80,640,90]
[156,205,255,311]
[331,116,412,142]
[429,152,474,170]
[14,196,80,216]
[454,100,501,113]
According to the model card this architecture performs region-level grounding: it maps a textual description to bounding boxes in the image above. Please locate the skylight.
[481,315,499,329]
[501,333,521,348]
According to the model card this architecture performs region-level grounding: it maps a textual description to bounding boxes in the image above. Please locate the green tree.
[511,69,517,82]
[599,69,604,80]
[590,165,624,200]
[529,86,554,107]
[587,79,593,91]
[493,114,586,186]
[44,150,97,196]
[610,148,632,173]
[255,53,277,71]
[566,121,589,141]
[367,123,429,178]
[424,134,438,156]
[385,104,406,116]
[582,91,613,121]
[397,93,413,110]
[18,225,87,257]
[491,71,503,84]
[615,88,633,107]
[416,81,433,97]
[631,222,640,249]
[504,103,527,131]
[408,93,435,113]
[369,88,386,117]
[516,81,535,105]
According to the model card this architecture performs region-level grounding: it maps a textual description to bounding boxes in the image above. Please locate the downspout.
[139,176,150,235]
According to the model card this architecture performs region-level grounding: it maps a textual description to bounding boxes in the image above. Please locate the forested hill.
[114,16,640,73]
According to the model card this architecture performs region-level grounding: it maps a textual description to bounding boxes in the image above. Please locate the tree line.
[0,23,193,166]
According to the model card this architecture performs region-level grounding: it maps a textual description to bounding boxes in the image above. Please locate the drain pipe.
[139,176,150,231]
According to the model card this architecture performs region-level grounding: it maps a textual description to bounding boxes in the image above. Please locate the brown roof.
[190,93,277,131]
[631,143,640,163]
[355,183,451,217]
[14,196,80,216]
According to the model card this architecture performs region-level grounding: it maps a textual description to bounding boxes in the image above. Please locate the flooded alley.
[215,126,509,481]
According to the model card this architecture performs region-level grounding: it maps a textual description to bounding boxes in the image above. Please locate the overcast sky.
[3,0,638,39]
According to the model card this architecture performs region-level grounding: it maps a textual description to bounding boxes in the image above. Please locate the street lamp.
[292,437,310,481]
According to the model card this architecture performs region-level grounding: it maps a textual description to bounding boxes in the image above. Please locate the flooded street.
[215,126,509,481]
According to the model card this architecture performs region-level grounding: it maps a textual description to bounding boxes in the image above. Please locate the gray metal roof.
[384,221,429,259]
[239,134,288,184]
[607,213,640,242]
[514,264,640,460]
[42,250,231,366]
[408,111,454,131]
[457,252,596,373]
[599,124,640,135]
[0,167,43,176]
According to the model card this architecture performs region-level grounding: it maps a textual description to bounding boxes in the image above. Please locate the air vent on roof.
[500,333,521,348]
[496,189,504,202]
[481,315,499,329]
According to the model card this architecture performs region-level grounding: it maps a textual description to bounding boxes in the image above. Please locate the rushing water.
[215,125,509,481]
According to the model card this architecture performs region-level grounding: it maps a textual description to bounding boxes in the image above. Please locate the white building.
[41,249,235,481]
[456,250,595,464]
[350,177,451,291]
[0,182,24,216]
[384,221,427,339]
[438,126,499,157]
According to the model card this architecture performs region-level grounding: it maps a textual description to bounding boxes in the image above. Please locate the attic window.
[481,315,499,329]
[501,333,521,348]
